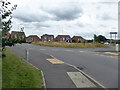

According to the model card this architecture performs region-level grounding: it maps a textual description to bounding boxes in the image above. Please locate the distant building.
[41,34,54,42]
[26,35,40,42]
[55,35,70,42]
[71,36,86,43]
[11,31,26,40]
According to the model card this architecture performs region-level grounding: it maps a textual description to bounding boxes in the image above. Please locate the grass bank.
[33,41,109,48]
[0,48,2,90]
[2,48,44,88]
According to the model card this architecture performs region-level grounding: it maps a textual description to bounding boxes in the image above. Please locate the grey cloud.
[41,3,83,21]
[97,14,117,21]
[34,23,50,28]
[13,13,52,22]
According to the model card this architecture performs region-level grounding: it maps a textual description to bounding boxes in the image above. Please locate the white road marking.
[67,72,96,88]
[79,51,84,52]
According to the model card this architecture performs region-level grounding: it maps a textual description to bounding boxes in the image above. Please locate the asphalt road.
[9,44,118,88]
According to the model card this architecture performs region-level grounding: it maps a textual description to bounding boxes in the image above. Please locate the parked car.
[27,41,32,44]
[104,42,109,45]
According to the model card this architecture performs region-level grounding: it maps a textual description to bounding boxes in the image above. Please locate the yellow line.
[104,52,119,55]
[46,58,64,64]
[50,55,108,90]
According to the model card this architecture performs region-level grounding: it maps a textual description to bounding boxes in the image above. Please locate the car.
[27,41,32,44]
[104,42,109,45]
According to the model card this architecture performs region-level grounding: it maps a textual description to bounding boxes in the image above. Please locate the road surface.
[8,44,118,88]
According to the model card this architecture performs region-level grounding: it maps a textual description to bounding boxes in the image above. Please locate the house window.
[63,37,65,41]
[15,34,17,38]
[51,37,53,40]
[49,37,50,41]
[22,35,24,39]
[44,36,46,40]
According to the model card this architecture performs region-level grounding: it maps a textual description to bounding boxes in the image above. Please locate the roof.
[42,34,54,36]
[28,35,39,37]
[57,35,70,37]
[73,36,83,38]
[11,31,25,34]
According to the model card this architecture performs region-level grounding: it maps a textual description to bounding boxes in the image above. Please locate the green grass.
[33,41,109,48]
[2,48,44,88]
[0,49,2,90]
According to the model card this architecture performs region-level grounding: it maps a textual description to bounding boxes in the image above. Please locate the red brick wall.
[41,36,54,41]
[55,36,69,42]
[26,36,40,42]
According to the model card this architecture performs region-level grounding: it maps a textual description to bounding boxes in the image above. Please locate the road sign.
[110,32,117,34]
[67,37,71,40]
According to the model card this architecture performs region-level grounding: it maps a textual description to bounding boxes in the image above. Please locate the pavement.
[8,44,118,88]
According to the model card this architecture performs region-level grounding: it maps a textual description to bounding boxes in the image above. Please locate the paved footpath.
[8,45,98,88]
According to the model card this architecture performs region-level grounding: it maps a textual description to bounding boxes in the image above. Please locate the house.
[41,34,54,42]
[26,35,40,42]
[71,36,86,43]
[55,35,71,42]
[11,31,26,40]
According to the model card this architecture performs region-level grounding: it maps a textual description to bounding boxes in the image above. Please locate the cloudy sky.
[8,0,118,39]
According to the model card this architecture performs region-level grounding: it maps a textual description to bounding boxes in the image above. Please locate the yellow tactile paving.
[46,58,64,64]
[104,52,119,55]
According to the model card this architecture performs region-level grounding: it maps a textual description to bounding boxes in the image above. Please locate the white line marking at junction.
[67,72,96,88]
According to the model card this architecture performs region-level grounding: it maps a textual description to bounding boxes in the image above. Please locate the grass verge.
[0,49,2,89]
[33,41,109,48]
[2,48,44,88]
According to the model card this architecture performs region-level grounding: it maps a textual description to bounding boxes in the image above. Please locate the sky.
[6,0,118,39]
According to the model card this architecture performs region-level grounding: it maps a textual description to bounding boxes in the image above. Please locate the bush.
[72,39,76,43]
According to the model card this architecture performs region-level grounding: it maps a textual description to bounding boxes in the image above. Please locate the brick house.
[71,36,86,43]
[26,35,40,42]
[55,35,71,42]
[41,34,54,42]
[11,31,26,40]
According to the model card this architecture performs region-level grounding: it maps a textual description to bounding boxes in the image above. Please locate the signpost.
[67,37,71,43]
[110,32,117,45]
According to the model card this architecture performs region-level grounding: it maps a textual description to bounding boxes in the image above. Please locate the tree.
[97,35,107,43]
[94,34,97,42]
[93,34,107,43]
[1,0,17,36]
[1,0,17,48]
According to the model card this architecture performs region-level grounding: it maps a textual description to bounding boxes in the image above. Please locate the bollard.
[116,44,119,52]
[26,49,29,61]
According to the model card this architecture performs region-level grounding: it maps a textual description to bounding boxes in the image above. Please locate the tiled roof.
[57,35,70,37]
[42,34,54,36]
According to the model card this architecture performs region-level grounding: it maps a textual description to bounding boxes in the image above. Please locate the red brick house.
[71,36,86,43]
[41,34,54,42]
[55,35,70,42]
[11,31,26,40]
[26,35,40,42]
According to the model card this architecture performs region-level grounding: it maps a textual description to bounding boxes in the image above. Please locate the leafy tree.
[1,0,17,57]
[97,35,107,43]
[1,0,17,48]
[1,0,17,36]
[94,34,97,42]
[94,34,107,43]
[72,39,76,43]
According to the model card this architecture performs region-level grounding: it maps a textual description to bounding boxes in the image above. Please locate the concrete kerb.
[50,55,108,90]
